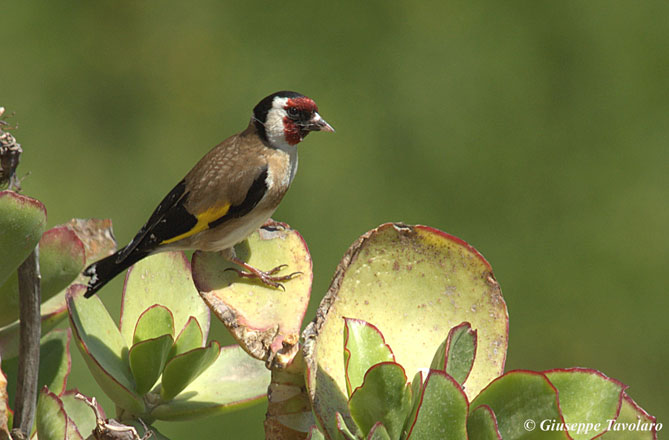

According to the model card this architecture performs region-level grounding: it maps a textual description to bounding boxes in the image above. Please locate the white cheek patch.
[265,97,292,149]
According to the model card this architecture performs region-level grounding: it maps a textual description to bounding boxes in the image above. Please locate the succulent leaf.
[192,222,312,367]
[466,405,501,440]
[599,393,658,439]
[36,387,84,440]
[151,345,269,420]
[348,362,411,440]
[133,304,175,345]
[59,391,101,439]
[159,341,220,401]
[343,318,395,397]
[0,291,69,359]
[0,226,85,327]
[304,223,508,437]
[404,370,468,440]
[129,334,174,395]
[169,316,204,360]
[120,252,210,348]
[544,368,626,440]
[470,370,568,439]
[367,422,391,440]
[429,322,477,385]
[2,329,72,408]
[66,285,144,413]
[0,190,46,287]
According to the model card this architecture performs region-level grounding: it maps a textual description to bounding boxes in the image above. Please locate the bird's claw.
[224,265,302,290]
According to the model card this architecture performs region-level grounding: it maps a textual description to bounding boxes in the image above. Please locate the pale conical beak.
[306,112,335,133]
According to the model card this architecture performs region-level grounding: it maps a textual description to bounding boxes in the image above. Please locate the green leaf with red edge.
[0,190,46,287]
[466,404,502,440]
[599,392,658,439]
[3,328,72,410]
[169,317,204,360]
[343,318,395,397]
[59,391,102,439]
[430,322,477,385]
[0,226,85,326]
[470,370,569,440]
[544,368,627,440]
[66,284,144,414]
[129,334,174,395]
[367,422,390,440]
[160,340,220,401]
[0,290,69,359]
[303,223,508,438]
[120,251,210,349]
[192,222,311,367]
[133,304,175,345]
[348,362,412,440]
[36,387,84,440]
[151,345,269,420]
[405,370,468,440]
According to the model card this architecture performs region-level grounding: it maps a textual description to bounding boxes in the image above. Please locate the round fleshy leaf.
[470,370,569,439]
[192,222,311,366]
[343,318,395,397]
[169,317,204,360]
[0,190,46,287]
[120,252,210,348]
[303,223,508,437]
[66,285,144,413]
[0,226,85,326]
[160,340,220,401]
[0,290,69,359]
[466,405,502,440]
[405,370,468,440]
[133,305,175,345]
[129,334,174,395]
[59,391,101,439]
[544,368,626,440]
[348,362,411,440]
[600,393,658,439]
[151,345,269,420]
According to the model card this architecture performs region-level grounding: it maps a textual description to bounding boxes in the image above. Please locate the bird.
[83,91,333,298]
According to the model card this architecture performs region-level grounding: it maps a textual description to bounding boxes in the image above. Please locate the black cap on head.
[253,91,305,141]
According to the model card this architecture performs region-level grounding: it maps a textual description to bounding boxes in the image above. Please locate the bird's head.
[253,91,334,149]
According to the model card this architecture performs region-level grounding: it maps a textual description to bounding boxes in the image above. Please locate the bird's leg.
[221,248,301,289]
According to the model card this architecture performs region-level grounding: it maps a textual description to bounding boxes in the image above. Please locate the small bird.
[84,91,333,298]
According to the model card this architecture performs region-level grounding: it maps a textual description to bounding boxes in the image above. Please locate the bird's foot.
[225,260,302,290]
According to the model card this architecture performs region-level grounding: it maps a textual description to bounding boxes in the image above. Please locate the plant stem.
[11,247,41,439]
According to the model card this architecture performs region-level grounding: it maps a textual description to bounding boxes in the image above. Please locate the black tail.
[83,248,149,298]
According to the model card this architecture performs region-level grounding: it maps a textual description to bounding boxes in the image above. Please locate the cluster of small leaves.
[66,252,270,427]
[307,318,657,440]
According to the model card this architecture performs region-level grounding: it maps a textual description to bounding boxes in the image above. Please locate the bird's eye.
[287,107,299,117]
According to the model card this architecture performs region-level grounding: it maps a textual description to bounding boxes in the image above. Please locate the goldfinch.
[84,91,333,298]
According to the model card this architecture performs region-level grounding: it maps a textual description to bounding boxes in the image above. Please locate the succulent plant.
[295,224,657,440]
[66,251,270,425]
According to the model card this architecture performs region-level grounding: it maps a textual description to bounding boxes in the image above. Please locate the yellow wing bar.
[160,203,231,244]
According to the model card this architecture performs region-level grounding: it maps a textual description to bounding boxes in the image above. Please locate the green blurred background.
[2,1,667,437]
